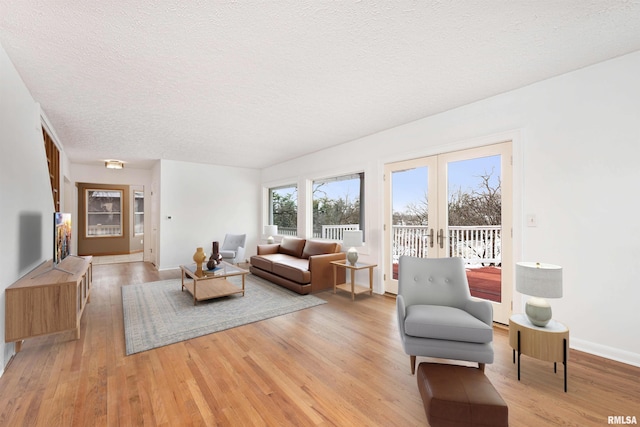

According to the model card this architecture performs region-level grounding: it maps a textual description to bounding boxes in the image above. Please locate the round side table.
[508,313,569,392]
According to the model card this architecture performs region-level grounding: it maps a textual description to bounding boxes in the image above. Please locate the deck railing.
[271,225,358,239]
[268,224,352,240]
[392,225,501,266]
[392,225,430,259]
[448,225,501,265]
[278,227,298,237]
[318,224,359,240]
[87,224,122,236]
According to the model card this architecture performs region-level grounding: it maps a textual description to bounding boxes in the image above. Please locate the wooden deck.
[466,266,501,302]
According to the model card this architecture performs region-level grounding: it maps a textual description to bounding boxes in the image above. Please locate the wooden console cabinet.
[5,256,92,352]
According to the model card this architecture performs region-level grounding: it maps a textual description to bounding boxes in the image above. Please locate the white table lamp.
[342,230,363,265]
[264,225,278,244]
[516,262,563,327]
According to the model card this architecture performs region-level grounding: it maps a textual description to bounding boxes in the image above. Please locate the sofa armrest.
[308,252,347,292]
[308,252,347,271]
[257,244,279,255]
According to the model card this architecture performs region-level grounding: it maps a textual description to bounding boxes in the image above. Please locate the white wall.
[0,43,55,373]
[158,159,261,270]
[262,50,640,367]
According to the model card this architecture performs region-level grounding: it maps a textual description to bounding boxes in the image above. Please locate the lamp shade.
[264,225,278,237]
[516,262,563,298]
[342,230,363,248]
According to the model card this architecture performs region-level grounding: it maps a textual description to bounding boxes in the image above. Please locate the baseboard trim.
[572,337,640,368]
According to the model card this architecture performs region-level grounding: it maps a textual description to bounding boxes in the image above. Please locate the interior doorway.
[76,182,145,258]
[383,142,513,324]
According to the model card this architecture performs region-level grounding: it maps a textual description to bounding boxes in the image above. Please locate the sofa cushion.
[301,240,339,259]
[278,237,306,258]
[272,258,311,284]
[249,253,293,273]
[405,305,493,344]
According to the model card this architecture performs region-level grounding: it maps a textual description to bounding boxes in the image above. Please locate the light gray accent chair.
[397,256,494,374]
[220,234,247,265]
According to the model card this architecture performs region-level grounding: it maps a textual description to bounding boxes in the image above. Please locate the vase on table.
[207,241,222,270]
[193,247,207,277]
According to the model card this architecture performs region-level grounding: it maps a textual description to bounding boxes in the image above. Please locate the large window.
[269,184,298,237]
[86,189,122,237]
[312,172,364,240]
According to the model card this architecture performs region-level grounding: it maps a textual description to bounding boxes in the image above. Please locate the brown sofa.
[249,237,346,294]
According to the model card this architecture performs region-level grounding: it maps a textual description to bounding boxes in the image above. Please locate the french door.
[383,142,512,324]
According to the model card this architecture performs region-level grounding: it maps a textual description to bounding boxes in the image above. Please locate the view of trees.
[270,176,362,238]
[271,190,297,231]
[394,169,501,226]
[272,169,499,237]
[448,170,501,226]
[312,182,360,236]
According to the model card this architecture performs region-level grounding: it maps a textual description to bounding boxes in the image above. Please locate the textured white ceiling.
[2,1,640,169]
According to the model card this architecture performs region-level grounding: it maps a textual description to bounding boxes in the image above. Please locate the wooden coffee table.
[179,261,248,305]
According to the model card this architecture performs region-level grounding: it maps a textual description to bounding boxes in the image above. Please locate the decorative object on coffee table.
[193,247,206,277]
[207,241,222,270]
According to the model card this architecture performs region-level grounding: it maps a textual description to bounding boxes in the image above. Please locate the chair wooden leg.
[479,363,485,372]
[410,355,416,374]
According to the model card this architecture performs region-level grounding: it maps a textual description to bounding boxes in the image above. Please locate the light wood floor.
[0,262,638,426]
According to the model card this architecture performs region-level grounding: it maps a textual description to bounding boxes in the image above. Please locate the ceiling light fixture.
[105,160,125,169]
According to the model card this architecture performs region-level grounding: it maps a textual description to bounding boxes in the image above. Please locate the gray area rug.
[122,274,326,355]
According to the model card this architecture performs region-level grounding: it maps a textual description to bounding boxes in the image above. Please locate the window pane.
[134,191,144,213]
[312,173,363,240]
[134,191,144,235]
[269,185,297,237]
[86,189,123,237]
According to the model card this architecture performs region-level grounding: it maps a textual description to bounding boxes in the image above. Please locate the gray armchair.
[220,234,247,265]
[397,256,494,374]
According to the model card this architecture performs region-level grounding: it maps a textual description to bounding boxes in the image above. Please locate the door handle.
[429,228,434,248]
[437,228,445,249]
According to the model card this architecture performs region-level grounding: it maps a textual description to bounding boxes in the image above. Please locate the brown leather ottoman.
[417,363,508,427]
